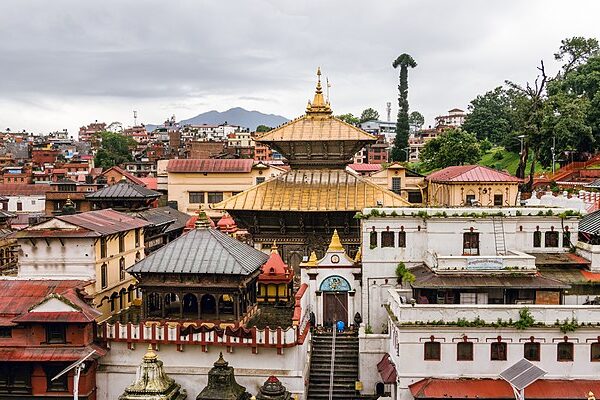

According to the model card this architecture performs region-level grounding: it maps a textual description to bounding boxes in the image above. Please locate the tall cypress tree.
[391,54,417,162]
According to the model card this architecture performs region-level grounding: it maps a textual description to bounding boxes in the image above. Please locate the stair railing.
[328,326,336,400]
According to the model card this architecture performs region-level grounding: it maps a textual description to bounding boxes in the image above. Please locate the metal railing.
[328,327,336,400]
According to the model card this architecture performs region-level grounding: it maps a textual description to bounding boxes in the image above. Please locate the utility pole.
[551,136,556,175]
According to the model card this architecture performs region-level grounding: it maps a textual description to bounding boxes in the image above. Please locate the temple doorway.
[200,294,216,315]
[183,293,198,316]
[323,292,348,326]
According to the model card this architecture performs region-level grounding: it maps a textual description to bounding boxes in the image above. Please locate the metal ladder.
[492,215,506,255]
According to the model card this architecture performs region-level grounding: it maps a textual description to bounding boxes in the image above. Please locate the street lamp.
[401,147,410,162]
[517,135,526,156]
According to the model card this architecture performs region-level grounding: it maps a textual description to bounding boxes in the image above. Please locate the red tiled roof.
[102,166,145,186]
[426,165,521,183]
[0,344,106,362]
[410,378,600,399]
[581,270,600,282]
[347,163,383,173]
[377,353,397,384]
[12,311,96,323]
[0,184,50,196]
[139,177,158,190]
[0,280,96,324]
[167,159,255,173]
[51,168,67,174]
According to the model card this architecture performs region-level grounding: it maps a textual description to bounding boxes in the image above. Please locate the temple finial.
[271,240,278,254]
[328,229,344,251]
[307,67,332,116]
[143,344,157,361]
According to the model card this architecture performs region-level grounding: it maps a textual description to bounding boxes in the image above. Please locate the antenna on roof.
[386,102,391,122]
[133,110,138,126]
[326,77,331,104]
[52,350,96,400]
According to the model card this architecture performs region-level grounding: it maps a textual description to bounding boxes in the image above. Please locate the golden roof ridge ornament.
[306,67,332,117]
[271,240,279,254]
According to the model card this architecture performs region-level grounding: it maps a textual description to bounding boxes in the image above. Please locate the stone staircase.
[307,331,359,400]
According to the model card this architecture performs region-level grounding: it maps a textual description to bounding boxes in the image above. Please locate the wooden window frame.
[381,231,395,248]
[424,341,441,361]
[457,341,474,361]
[524,342,541,361]
[557,342,574,362]
[491,342,507,361]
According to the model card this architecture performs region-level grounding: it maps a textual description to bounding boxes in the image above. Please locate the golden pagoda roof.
[215,169,410,212]
[256,69,376,143]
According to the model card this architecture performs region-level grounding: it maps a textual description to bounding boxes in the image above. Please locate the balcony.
[387,288,600,326]
[425,250,536,273]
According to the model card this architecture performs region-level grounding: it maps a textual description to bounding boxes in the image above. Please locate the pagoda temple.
[217,69,409,268]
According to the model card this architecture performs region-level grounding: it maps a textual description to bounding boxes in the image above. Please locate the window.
[381,231,395,248]
[16,201,22,211]
[563,231,571,248]
[0,363,31,394]
[545,231,559,247]
[398,231,406,248]
[466,194,476,205]
[207,192,224,203]
[101,263,108,289]
[0,327,11,338]
[533,231,541,248]
[46,324,66,344]
[44,364,68,392]
[119,258,126,281]
[424,341,441,361]
[391,177,401,194]
[491,342,507,361]
[188,191,205,204]
[256,177,266,185]
[463,232,479,255]
[591,343,600,361]
[100,238,107,258]
[494,194,503,206]
[557,342,574,362]
[134,229,140,248]
[119,235,125,253]
[369,231,377,248]
[457,341,473,361]
[408,191,423,204]
[524,342,540,361]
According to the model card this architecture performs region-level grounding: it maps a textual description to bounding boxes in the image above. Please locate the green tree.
[255,125,272,133]
[94,131,135,169]
[359,108,380,123]
[336,113,360,125]
[462,87,519,144]
[408,111,425,131]
[420,128,482,170]
[391,54,417,161]
[554,36,599,74]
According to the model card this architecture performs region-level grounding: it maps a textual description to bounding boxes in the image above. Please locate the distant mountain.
[147,107,289,132]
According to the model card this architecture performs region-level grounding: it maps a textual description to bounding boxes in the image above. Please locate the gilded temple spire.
[306,67,332,117]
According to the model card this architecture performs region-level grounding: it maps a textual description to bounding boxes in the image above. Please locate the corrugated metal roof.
[12,311,96,323]
[411,265,569,289]
[102,166,146,185]
[128,228,269,275]
[256,115,376,142]
[130,206,191,232]
[216,169,410,211]
[0,184,50,196]
[579,209,600,235]
[167,159,255,173]
[86,181,161,199]
[586,178,600,189]
[0,344,106,362]
[347,163,383,173]
[426,165,521,183]
[57,209,150,235]
[377,353,397,384]
[410,378,600,399]
[532,252,590,266]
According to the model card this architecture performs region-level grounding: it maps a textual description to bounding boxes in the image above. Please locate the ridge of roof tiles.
[167,159,255,173]
[86,181,161,199]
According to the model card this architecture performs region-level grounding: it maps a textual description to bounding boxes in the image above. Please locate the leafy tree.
[420,128,482,170]
[391,53,417,162]
[408,111,425,131]
[554,36,599,75]
[94,131,135,169]
[462,87,518,144]
[255,125,272,133]
[336,113,360,125]
[359,108,380,123]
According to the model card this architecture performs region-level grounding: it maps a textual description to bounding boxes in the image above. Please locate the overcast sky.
[1,0,599,136]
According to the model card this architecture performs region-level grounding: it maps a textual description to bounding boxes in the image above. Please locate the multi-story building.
[166,159,285,218]
[14,209,149,320]
[0,228,18,275]
[0,279,105,399]
[364,163,426,204]
[78,121,107,143]
[434,108,466,127]
[44,180,102,215]
[360,120,397,143]
[426,165,521,207]
[0,184,48,213]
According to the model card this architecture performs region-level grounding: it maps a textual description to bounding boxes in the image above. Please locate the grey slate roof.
[580,210,600,235]
[86,182,161,200]
[128,228,269,275]
[131,206,191,231]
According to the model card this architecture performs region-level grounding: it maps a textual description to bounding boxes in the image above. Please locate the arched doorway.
[200,294,216,315]
[183,293,198,316]
[164,293,180,317]
[148,292,161,316]
[320,275,351,326]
